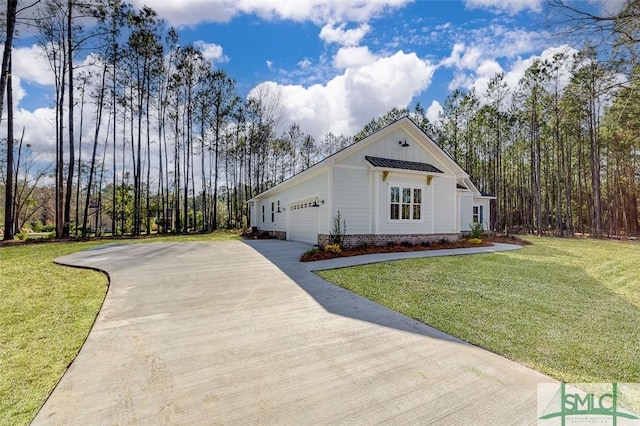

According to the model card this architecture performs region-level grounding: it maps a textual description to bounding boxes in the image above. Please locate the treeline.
[358,51,640,237]
[433,51,639,238]
[1,0,639,239]
[1,0,353,239]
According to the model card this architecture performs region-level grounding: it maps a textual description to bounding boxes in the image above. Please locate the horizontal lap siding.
[433,177,456,233]
[256,172,329,235]
[459,193,473,232]
[332,167,371,234]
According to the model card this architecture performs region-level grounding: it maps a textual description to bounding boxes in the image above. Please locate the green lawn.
[0,231,240,426]
[317,236,640,383]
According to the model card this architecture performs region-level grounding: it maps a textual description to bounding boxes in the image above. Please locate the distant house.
[248,117,493,247]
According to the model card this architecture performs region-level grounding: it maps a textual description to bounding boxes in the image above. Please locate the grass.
[317,236,640,383]
[0,231,240,426]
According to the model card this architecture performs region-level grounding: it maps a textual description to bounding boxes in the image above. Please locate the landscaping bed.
[301,234,529,262]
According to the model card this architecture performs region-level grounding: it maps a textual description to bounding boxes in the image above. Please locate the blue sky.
[7,0,615,154]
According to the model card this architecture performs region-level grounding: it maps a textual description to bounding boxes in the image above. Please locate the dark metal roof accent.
[365,156,444,174]
[457,183,468,190]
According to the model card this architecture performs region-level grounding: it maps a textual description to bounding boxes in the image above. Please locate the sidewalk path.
[33,239,552,425]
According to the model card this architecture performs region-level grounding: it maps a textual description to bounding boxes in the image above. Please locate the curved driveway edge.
[34,240,553,425]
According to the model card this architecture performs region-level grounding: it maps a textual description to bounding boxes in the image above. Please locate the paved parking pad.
[33,240,553,425]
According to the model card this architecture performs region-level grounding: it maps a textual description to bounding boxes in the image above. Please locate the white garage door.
[288,202,319,244]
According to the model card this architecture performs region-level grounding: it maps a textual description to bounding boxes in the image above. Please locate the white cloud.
[464,0,543,14]
[502,44,578,93]
[319,22,371,46]
[266,60,274,70]
[131,0,411,27]
[194,41,229,63]
[448,73,475,91]
[12,44,56,86]
[249,50,435,140]
[444,44,579,105]
[440,25,553,95]
[333,46,377,69]
[477,59,502,77]
[592,0,629,16]
[442,43,483,70]
[0,106,58,159]
[426,100,443,124]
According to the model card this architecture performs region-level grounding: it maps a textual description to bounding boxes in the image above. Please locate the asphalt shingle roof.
[365,156,444,174]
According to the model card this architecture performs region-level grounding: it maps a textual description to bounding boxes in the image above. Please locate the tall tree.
[3,0,40,240]
[124,5,164,235]
[82,63,108,236]
[209,69,239,230]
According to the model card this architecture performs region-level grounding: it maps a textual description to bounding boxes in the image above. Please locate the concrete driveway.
[33,239,553,425]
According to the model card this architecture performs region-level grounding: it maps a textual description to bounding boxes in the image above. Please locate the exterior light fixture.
[312,197,321,207]
[398,138,410,147]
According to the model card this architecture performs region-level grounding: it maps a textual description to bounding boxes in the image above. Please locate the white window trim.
[387,183,425,223]
[472,205,483,224]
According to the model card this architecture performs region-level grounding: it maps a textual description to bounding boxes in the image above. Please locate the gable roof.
[365,156,444,174]
[249,116,474,201]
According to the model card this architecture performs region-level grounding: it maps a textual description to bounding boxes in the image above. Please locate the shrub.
[324,244,342,254]
[401,241,414,247]
[470,222,484,239]
[469,238,482,245]
[329,210,346,246]
[303,248,318,257]
[421,241,431,247]
[16,231,28,241]
[41,223,55,232]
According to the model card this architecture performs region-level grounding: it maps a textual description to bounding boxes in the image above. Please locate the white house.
[248,117,493,247]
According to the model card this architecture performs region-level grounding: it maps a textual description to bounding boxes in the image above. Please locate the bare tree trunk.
[145,77,151,235]
[75,78,87,235]
[12,128,26,235]
[83,66,107,236]
[200,115,207,231]
[1,0,18,239]
[63,0,75,237]
[56,50,66,239]
[112,75,117,235]
[3,52,15,240]
[589,94,603,238]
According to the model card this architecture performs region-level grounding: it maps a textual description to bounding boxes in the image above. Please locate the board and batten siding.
[335,129,451,174]
[332,166,371,234]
